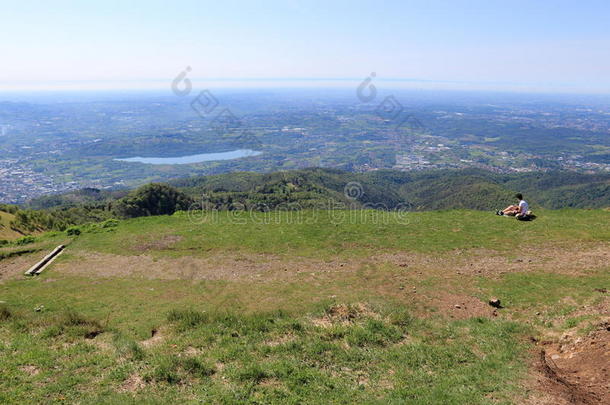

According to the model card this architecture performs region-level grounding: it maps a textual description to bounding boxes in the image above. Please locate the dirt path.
[39,242,610,282]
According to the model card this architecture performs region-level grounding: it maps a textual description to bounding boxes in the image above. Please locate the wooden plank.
[34,248,65,275]
[24,245,65,276]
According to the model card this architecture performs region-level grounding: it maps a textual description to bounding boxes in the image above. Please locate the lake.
[115,149,262,165]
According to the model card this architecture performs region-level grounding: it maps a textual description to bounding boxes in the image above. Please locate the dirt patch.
[182,346,201,356]
[327,303,371,320]
[118,374,145,393]
[265,333,296,347]
[379,243,610,279]
[49,242,609,284]
[428,292,497,320]
[53,250,371,282]
[0,253,42,281]
[88,336,113,351]
[258,377,285,389]
[529,323,610,404]
[141,327,166,348]
[53,251,313,281]
[0,240,69,282]
[311,303,377,327]
[19,365,40,376]
[134,235,183,252]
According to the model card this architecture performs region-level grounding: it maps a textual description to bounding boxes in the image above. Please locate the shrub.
[101,219,119,228]
[14,236,36,246]
[66,226,82,236]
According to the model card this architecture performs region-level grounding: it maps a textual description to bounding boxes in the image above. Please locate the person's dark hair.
[515,193,523,200]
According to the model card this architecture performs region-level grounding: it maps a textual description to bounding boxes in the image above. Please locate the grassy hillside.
[1,209,608,403]
[0,210,22,240]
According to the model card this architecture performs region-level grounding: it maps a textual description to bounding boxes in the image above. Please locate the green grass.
[480,271,609,309]
[0,303,527,404]
[68,209,610,258]
[0,273,402,340]
[479,270,609,333]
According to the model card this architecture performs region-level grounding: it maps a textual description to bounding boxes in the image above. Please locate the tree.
[112,183,193,219]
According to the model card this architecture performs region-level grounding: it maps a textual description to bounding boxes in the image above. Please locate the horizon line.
[1,77,609,96]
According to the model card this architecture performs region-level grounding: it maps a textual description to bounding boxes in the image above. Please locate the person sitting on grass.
[497,193,529,218]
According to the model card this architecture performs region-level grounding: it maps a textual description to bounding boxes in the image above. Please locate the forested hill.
[3,168,607,236]
[170,168,610,211]
[27,168,610,212]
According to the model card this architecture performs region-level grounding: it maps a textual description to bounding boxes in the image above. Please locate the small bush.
[14,236,36,246]
[66,226,82,236]
[0,239,8,246]
[101,219,119,228]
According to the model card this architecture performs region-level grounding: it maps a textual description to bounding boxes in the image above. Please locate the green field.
[1,209,608,404]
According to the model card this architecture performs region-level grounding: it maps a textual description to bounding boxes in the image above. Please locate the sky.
[1,0,610,93]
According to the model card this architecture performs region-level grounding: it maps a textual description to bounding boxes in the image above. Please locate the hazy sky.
[1,0,610,93]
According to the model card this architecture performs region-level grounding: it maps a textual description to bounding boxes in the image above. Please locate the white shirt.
[518,200,529,215]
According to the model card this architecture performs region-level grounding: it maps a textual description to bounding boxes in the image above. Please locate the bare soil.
[528,322,610,405]
[118,374,145,393]
[19,365,40,376]
[311,303,377,328]
[39,242,609,283]
[429,292,497,320]
[133,235,183,252]
[141,326,166,348]
[0,254,40,281]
